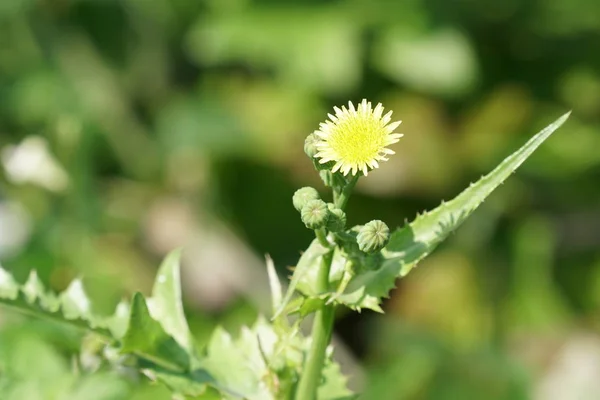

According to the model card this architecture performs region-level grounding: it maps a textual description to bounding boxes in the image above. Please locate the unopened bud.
[293,187,320,212]
[301,199,329,230]
[304,133,319,158]
[357,220,390,253]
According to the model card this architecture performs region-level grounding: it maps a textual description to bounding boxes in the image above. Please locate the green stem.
[335,175,359,210]
[295,250,335,400]
[315,228,330,248]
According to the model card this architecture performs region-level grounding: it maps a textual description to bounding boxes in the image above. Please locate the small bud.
[301,199,329,229]
[357,220,390,253]
[326,204,346,232]
[304,133,319,158]
[293,187,320,212]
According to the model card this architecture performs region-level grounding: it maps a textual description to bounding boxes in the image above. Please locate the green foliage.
[0,251,351,399]
[0,268,113,338]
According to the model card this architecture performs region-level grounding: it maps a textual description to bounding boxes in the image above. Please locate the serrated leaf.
[147,249,193,351]
[196,316,352,400]
[198,325,274,400]
[319,357,355,400]
[0,266,111,337]
[0,267,18,298]
[336,112,570,311]
[0,260,354,399]
[121,292,190,371]
[60,279,91,320]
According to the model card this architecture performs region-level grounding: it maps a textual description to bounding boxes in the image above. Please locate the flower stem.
[335,175,359,210]
[315,228,330,248]
[295,249,335,400]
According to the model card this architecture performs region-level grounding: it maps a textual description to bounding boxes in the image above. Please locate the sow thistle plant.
[0,101,569,399]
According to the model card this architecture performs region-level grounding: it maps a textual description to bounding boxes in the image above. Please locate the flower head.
[313,99,403,176]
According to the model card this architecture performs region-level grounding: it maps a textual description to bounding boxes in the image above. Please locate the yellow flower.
[313,99,403,176]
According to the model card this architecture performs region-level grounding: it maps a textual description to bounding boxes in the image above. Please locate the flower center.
[327,116,387,164]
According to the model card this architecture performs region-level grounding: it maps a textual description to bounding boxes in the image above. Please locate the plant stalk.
[315,228,330,248]
[295,249,335,400]
[335,175,359,210]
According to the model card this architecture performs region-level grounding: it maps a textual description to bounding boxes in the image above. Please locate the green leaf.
[199,325,274,399]
[319,356,356,400]
[121,292,190,371]
[196,317,352,400]
[107,300,130,339]
[265,255,282,316]
[0,255,353,399]
[60,279,91,320]
[138,362,214,398]
[147,249,193,351]
[273,239,329,319]
[0,267,111,337]
[336,112,570,311]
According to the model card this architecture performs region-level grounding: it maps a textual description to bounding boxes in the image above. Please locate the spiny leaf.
[195,317,352,400]
[319,355,356,400]
[121,292,190,371]
[60,279,91,320]
[0,266,111,337]
[147,249,193,351]
[0,257,353,399]
[198,323,275,400]
[336,112,570,311]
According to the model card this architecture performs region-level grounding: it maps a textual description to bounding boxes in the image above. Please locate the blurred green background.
[1,0,599,398]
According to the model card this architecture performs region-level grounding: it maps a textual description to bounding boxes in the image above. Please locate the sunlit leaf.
[0,266,111,337]
[265,255,283,316]
[147,249,193,351]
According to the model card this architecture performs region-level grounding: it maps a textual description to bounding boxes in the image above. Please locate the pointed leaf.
[265,255,282,316]
[337,112,570,310]
[121,292,190,371]
[273,239,329,319]
[148,249,193,351]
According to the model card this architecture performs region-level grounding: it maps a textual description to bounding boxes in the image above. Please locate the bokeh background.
[1,0,599,399]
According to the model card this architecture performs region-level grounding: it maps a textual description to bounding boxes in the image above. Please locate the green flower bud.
[357,220,390,253]
[301,199,329,229]
[326,204,346,232]
[293,187,320,212]
[304,133,319,158]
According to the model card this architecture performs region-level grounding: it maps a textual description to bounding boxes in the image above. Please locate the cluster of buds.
[293,187,347,233]
[292,185,389,253]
